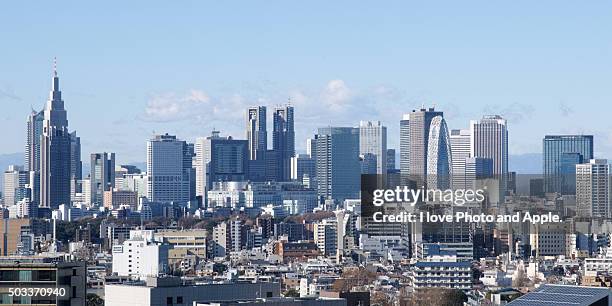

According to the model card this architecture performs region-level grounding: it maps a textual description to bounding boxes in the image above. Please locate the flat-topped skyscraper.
[543,135,593,195]
[470,115,508,199]
[408,107,443,184]
[147,134,195,203]
[359,120,387,174]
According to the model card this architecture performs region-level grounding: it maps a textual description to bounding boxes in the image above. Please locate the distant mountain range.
[509,153,542,174]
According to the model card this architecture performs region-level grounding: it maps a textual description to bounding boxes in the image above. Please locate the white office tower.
[147,134,194,203]
[426,116,452,190]
[111,231,170,280]
[3,165,29,206]
[359,121,387,174]
[470,115,508,199]
[400,114,410,176]
[450,129,471,190]
[576,159,610,218]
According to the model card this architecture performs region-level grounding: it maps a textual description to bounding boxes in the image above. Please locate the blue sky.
[1,1,612,163]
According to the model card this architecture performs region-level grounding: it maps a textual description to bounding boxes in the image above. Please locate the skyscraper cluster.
[398,108,507,200]
[10,62,612,219]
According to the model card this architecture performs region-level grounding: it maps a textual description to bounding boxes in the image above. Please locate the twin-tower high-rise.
[246,105,295,182]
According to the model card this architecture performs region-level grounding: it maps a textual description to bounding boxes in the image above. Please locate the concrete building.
[530,222,571,257]
[196,298,347,306]
[104,278,280,306]
[0,218,50,256]
[103,189,138,210]
[576,159,610,218]
[207,181,317,213]
[3,165,29,206]
[411,245,472,290]
[153,229,207,266]
[123,172,148,199]
[313,218,338,257]
[0,256,86,306]
[111,231,171,280]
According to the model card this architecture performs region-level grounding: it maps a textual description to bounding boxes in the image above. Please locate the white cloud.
[144,90,211,122]
[321,79,352,111]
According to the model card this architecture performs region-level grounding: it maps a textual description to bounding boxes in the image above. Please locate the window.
[177,296,183,304]
[266,292,273,298]
[166,297,173,305]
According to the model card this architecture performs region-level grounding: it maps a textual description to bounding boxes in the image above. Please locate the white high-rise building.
[211,219,242,257]
[3,165,28,206]
[576,159,610,218]
[147,134,195,203]
[450,129,471,190]
[359,121,387,174]
[111,231,170,280]
[400,114,410,176]
[470,115,508,198]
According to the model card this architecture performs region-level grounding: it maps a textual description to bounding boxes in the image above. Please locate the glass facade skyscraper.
[40,63,73,209]
[273,105,295,181]
[314,127,360,201]
[543,135,593,195]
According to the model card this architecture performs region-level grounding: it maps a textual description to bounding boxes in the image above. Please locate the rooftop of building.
[508,284,610,306]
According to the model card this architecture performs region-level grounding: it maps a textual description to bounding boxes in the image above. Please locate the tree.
[332,267,377,292]
[86,293,104,306]
[406,288,467,306]
[284,288,300,297]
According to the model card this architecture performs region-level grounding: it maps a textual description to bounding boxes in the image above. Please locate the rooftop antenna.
[53,57,57,77]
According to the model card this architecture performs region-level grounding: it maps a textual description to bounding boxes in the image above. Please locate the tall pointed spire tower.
[40,58,73,209]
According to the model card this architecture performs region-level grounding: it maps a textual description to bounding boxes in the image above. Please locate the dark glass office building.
[543,135,594,195]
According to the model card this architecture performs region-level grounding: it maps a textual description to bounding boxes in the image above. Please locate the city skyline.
[2,2,612,163]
